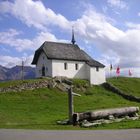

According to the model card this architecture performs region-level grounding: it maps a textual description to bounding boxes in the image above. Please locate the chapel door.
[42,65,45,76]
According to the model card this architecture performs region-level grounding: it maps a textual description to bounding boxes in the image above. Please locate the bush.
[72,79,90,88]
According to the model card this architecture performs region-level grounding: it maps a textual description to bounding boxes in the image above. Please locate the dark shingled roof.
[31,41,105,68]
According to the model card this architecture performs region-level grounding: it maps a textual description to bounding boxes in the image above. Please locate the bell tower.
[71,26,76,44]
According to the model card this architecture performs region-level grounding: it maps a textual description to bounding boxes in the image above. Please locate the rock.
[125,116,130,119]
[57,119,69,125]
[114,118,125,122]
[62,79,72,85]
[0,79,49,93]
[108,115,115,120]
[130,116,139,120]
[0,77,72,93]
[54,76,62,83]
[81,120,101,128]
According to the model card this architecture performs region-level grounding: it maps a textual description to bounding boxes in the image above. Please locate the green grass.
[0,88,69,129]
[72,79,90,88]
[0,78,140,129]
[108,77,140,97]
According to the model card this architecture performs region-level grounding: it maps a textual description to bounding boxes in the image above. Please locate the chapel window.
[75,63,78,70]
[96,66,99,72]
[64,62,68,70]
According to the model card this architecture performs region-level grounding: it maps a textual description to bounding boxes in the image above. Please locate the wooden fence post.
[68,87,73,124]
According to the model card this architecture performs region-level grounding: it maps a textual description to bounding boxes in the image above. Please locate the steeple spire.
[71,26,76,44]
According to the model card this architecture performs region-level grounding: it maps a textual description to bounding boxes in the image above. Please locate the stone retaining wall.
[0,80,48,93]
[102,82,140,102]
[0,77,72,93]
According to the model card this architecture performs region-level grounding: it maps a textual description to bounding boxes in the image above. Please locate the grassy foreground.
[0,78,140,129]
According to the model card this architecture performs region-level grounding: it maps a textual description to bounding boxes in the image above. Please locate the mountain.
[0,65,9,81]
[0,65,35,81]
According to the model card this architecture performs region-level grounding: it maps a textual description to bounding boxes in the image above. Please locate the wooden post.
[21,60,24,80]
[68,87,73,124]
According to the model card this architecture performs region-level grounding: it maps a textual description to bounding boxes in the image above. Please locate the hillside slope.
[0,78,140,129]
[108,77,140,97]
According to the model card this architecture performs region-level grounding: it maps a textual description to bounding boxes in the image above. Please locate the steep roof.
[31,41,105,68]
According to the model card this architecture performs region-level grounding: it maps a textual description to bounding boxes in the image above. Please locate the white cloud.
[0,55,34,68]
[0,1,13,13]
[138,12,140,16]
[0,0,71,30]
[107,0,128,9]
[0,55,21,68]
[72,8,140,68]
[0,29,69,52]
[0,29,33,51]
[74,9,121,39]
[32,32,69,48]
[23,55,34,66]
[126,22,140,29]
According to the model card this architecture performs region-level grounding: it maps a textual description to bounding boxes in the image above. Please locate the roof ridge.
[45,41,76,46]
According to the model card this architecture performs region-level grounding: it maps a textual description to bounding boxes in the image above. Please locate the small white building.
[32,41,106,85]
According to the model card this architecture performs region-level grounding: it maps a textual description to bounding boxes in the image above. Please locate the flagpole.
[110,69,111,78]
[21,60,24,81]
[110,63,113,78]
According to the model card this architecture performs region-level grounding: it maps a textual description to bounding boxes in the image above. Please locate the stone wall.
[102,82,140,103]
[0,80,48,93]
[0,77,72,93]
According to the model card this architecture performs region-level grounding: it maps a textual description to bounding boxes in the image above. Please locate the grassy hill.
[0,78,140,129]
[108,77,140,97]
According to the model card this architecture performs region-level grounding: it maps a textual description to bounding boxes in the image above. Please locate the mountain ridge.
[0,65,35,81]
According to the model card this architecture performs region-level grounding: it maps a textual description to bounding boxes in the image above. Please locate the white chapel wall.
[36,52,52,77]
[90,67,106,85]
[52,59,88,79]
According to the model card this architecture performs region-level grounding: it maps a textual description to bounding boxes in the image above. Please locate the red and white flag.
[129,69,132,76]
[116,66,120,75]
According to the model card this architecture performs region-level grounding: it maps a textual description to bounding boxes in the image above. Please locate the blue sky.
[0,0,140,76]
